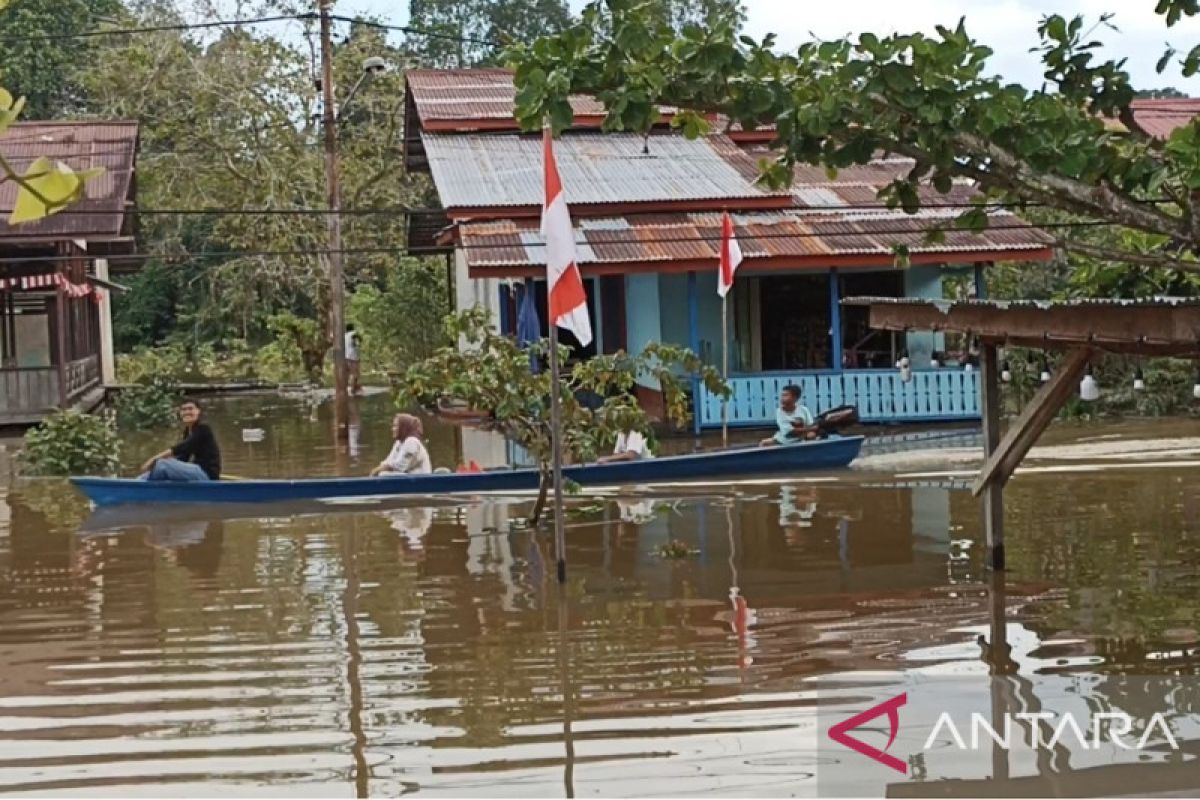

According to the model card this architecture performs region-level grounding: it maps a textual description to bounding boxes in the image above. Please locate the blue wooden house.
[402,69,1054,429]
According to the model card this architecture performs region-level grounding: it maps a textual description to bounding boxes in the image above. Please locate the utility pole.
[319,0,349,440]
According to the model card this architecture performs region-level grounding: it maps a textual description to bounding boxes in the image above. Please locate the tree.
[396,309,728,524]
[407,0,571,67]
[0,0,124,118]
[347,257,449,375]
[0,0,103,226]
[79,4,439,371]
[1137,87,1190,99]
[507,0,1200,273]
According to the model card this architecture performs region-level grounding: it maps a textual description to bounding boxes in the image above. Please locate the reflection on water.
[0,395,1198,796]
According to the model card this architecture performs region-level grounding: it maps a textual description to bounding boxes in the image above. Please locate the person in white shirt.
[371,414,433,476]
[598,428,654,463]
[345,325,362,395]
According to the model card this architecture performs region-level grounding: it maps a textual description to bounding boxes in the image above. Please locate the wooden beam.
[972,347,1091,497]
[857,301,1200,357]
[979,342,1005,570]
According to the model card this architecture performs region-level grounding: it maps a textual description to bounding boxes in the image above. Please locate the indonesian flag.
[541,128,592,347]
[717,211,743,298]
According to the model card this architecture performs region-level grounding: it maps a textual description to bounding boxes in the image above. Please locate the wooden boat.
[71,435,864,508]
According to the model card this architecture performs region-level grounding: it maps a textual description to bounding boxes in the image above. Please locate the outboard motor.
[813,405,859,438]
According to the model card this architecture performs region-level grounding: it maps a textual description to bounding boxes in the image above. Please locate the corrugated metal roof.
[842,295,1200,310]
[0,121,138,242]
[1129,98,1200,139]
[406,68,609,128]
[460,209,1054,271]
[424,131,787,210]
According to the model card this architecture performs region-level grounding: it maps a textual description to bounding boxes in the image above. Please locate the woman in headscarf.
[370,414,433,476]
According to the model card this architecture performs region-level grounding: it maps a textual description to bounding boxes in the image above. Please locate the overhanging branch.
[1059,238,1200,273]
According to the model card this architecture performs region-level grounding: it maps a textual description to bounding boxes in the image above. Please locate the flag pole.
[721,291,729,447]
[544,119,568,585]
[549,316,568,584]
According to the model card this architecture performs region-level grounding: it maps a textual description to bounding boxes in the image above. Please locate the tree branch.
[1059,238,1200,273]
[952,131,1185,239]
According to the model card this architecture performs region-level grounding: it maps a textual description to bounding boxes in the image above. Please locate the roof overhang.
[468,249,1053,279]
[842,296,1200,357]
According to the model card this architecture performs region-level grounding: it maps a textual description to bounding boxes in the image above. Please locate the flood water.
[1,394,1199,797]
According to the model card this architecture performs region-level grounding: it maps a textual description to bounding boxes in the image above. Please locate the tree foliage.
[508,0,1200,272]
[397,309,728,522]
[75,3,439,372]
[407,0,571,67]
[347,257,449,374]
[0,0,123,117]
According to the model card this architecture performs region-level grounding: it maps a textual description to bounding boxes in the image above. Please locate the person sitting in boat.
[598,427,654,463]
[370,413,432,476]
[139,398,222,481]
[759,384,814,447]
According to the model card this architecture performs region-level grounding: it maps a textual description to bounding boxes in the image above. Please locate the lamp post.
[318,0,383,440]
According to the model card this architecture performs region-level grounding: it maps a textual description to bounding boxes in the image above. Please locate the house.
[0,121,138,425]
[1120,97,1200,138]
[402,70,1054,430]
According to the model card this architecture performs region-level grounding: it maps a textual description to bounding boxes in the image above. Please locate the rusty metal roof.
[424,131,790,211]
[459,209,1054,275]
[1128,98,1200,139]
[0,121,138,243]
[406,69,609,130]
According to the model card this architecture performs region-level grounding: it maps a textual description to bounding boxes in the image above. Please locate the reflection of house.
[0,121,138,424]
[402,69,1054,429]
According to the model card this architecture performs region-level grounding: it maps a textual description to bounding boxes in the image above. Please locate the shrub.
[113,377,182,429]
[116,342,191,383]
[21,410,121,477]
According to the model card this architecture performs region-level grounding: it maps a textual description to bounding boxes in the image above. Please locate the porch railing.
[0,355,102,422]
[64,355,101,402]
[0,368,60,421]
[695,369,981,429]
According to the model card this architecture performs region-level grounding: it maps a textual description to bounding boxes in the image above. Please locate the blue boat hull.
[71,435,864,507]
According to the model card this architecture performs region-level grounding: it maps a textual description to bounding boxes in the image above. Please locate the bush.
[21,410,121,476]
[116,342,191,383]
[113,377,182,429]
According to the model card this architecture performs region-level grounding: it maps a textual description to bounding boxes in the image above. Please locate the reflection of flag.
[717,211,743,298]
[541,129,592,346]
[730,587,757,670]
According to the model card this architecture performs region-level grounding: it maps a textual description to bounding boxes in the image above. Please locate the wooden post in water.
[979,342,1005,570]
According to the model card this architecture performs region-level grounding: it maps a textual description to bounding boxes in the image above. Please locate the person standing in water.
[345,324,362,396]
[139,398,222,481]
[371,414,432,476]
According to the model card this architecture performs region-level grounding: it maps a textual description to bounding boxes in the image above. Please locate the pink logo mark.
[828,692,908,774]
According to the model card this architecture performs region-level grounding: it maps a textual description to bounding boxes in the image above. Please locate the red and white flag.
[717,211,743,298]
[541,128,592,347]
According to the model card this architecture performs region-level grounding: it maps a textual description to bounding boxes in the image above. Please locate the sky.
[329,0,1200,93]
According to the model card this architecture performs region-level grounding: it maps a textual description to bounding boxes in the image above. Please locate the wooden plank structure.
[843,296,1200,570]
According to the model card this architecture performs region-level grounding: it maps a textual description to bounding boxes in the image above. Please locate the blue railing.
[696,369,981,429]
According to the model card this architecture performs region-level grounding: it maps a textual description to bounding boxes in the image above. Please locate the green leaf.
[1156,46,1176,73]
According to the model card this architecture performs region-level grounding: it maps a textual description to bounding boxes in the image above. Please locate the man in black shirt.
[139,398,222,481]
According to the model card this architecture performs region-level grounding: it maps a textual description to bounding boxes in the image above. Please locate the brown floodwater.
[1,394,1199,797]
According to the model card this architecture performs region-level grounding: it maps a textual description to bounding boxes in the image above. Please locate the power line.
[0,11,503,48]
[0,245,408,266]
[0,198,1176,218]
[0,219,1128,267]
[329,15,501,47]
[0,14,312,45]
